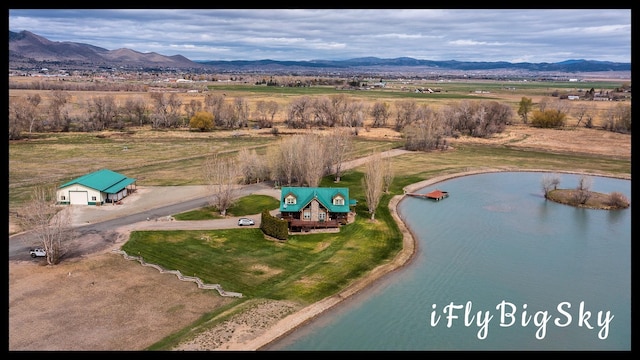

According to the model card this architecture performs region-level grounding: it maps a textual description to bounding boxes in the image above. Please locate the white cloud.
[8,9,631,63]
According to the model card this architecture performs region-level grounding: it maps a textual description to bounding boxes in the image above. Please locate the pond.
[267,171,631,351]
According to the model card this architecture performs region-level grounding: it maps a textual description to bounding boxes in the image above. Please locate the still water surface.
[269,172,631,351]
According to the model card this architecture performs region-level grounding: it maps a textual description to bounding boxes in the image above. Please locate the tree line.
[518,96,631,133]
[10,90,631,149]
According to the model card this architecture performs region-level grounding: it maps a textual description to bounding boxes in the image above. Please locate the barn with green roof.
[56,169,137,205]
[280,186,356,231]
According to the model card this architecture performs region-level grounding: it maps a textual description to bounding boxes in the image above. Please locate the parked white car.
[29,247,46,258]
[238,218,255,226]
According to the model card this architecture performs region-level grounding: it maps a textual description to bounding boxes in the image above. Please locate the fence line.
[112,249,242,298]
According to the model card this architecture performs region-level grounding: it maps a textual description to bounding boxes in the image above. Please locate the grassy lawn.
[119,140,629,349]
[122,171,402,304]
[173,194,280,220]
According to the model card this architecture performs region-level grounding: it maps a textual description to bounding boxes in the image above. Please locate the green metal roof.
[280,186,351,213]
[59,169,136,194]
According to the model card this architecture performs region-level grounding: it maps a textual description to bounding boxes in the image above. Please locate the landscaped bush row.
[260,209,289,240]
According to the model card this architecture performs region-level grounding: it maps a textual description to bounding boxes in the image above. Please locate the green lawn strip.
[173,195,279,220]
[172,207,224,221]
[228,195,280,216]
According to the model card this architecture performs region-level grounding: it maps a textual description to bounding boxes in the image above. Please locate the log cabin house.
[279,186,356,231]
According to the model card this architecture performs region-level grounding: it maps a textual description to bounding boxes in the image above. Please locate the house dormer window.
[333,195,344,206]
[285,195,296,205]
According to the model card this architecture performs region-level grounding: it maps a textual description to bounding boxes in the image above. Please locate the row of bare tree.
[10,90,514,146]
[10,89,630,148]
[9,91,273,138]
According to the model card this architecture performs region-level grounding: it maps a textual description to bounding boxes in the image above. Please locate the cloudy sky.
[9,9,631,63]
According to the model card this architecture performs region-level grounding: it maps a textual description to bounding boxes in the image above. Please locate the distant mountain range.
[9,30,631,74]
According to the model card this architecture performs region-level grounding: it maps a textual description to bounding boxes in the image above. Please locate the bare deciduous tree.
[150,92,170,129]
[403,116,447,151]
[238,147,268,184]
[311,96,332,127]
[87,95,119,130]
[268,137,298,186]
[204,93,225,126]
[541,173,561,197]
[254,100,279,128]
[48,90,70,131]
[9,94,42,136]
[265,100,279,126]
[123,96,149,127]
[325,127,353,182]
[184,99,203,121]
[266,133,328,187]
[571,102,595,127]
[606,192,629,208]
[343,101,367,134]
[329,94,349,127]
[166,93,183,127]
[362,152,385,220]
[546,98,572,116]
[382,155,394,193]
[286,96,313,129]
[370,101,391,128]
[394,100,418,131]
[203,153,242,216]
[603,103,631,134]
[233,97,250,128]
[298,133,327,187]
[18,185,73,265]
[573,175,593,205]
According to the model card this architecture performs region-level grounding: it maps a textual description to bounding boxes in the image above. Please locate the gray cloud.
[9,9,631,63]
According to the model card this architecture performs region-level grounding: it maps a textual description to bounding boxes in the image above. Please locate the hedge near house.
[260,209,289,240]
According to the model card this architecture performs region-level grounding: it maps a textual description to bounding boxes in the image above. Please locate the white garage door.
[69,191,88,205]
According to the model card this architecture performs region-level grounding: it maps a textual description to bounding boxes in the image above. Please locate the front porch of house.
[286,218,340,232]
[280,211,353,233]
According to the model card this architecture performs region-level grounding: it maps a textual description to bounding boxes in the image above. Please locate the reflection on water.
[270,172,630,351]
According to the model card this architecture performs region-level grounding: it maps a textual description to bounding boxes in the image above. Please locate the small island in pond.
[545,189,630,210]
[541,174,629,210]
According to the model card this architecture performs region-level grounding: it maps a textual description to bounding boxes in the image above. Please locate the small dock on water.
[407,189,449,201]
